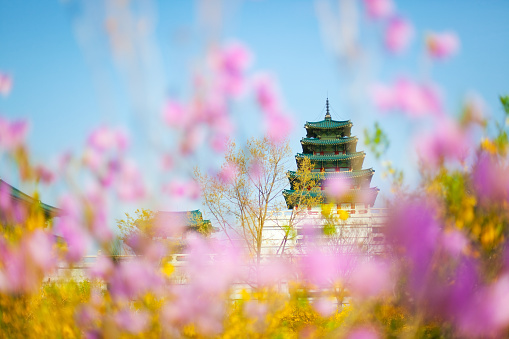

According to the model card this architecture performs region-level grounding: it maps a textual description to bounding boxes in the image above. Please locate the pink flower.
[349,259,392,299]
[416,118,469,167]
[0,73,13,96]
[347,327,380,339]
[115,160,146,201]
[253,73,279,113]
[218,162,238,184]
[265,110,294,143]
[300,248,341,288]
[313,297,337,317]
[0,181,12,212]
[218,42,252,97]
[26,230,56,272]
[472,153,509,204]
[372,77,443,117]
[109,259,164,300]
[115,309,150,334]
[163,179,201,200]
[0,117,29,151]
[162,100,187,127]
[160,154,174,171]
[34,165,55,184]
[363,0,394,20]
[385,16,414,53]
[89,255,114,279]
[210,132,229,153]
[426,32,460,59]
[441,230,468,257]
[324,177,351,200]
[87,126,129,153]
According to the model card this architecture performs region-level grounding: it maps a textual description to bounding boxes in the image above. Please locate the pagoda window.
[339,167,349,172]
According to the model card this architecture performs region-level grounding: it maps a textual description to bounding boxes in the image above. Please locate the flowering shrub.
[1,1,509,338]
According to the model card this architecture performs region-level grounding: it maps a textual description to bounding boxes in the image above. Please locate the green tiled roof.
[300,137,357,146]
[304,119,352,129]
[0,179,60,219]
[287,168,374,180]
[296,152,365,162]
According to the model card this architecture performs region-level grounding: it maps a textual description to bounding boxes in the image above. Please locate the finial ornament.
[325,97,331,120]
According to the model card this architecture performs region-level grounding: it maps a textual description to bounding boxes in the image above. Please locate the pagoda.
[283,99,379,211]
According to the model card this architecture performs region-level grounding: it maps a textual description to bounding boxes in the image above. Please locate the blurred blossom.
[86,188,113,243]
[26,229,56,272]
[0,72,13,96]
[153,213,187,238]
[363,0,394,20]
[89,254,114,280]
[115,309,150,334]
[244,300,268,324]
[426,31,460,59]
[313,297,337,317]
[349,259,392,299]
[109,259,164,300]
[324,177,351,200]
[253,73,279,113]
[0,181,12,212]
[472,152,509,204]
[163,178,200,200]
[34,165,55,184]
[115,160,146,201]
[162,99,187,128]
[347,327,380,339]
[441,229,468,257]
[87,126,129,153]
[384,16,414,53]
[385,201,440,293]
[256,258,293,286]
[0,116,30,152]
[300,247,342,288]
[160,153,174,171]
[462,93,486,127]
[372,77,443,117]
[249,159,263,181]
[265,111,294,143]
[210,132,229,153]
[56,194,90,262]
[218,162,238,184]
[215,42,252,97]
[416,118,469,168]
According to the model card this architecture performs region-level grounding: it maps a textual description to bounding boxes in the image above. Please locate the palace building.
[283,98,379,212]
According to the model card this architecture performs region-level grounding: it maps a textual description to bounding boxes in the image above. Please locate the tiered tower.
[283,99,379,211]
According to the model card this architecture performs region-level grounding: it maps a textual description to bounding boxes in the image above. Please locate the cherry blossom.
[384,16,414,53]
[363,0,394,20]
[426,31,460,59]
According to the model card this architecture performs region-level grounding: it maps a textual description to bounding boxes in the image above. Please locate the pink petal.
[363,0,394,20]
[0,73,13,97]
[385,16,414,54]
[426,32,460,59]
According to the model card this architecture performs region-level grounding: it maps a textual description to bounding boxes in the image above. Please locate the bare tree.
[195,137,292,264]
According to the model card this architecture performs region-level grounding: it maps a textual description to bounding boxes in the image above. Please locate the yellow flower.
[481,138,497,154]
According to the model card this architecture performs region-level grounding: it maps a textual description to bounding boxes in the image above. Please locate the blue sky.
[1,0,509,211]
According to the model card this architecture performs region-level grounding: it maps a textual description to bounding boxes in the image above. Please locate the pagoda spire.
[325,97,331,120]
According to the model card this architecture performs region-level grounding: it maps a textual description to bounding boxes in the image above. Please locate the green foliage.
[500,95,509,115]
[364,122,389,160]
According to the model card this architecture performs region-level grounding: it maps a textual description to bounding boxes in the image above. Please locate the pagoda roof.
[296,151,365,162]
[287,168,374,180]
[304,119,352,130]
[300,136,357,146]
[0,179,60,219]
